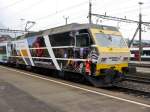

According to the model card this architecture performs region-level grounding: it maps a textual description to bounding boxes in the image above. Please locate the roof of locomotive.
[23,23,119,38]
[43,23,119,35]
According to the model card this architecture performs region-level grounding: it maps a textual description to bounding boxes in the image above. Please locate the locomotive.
[0,23,130,87]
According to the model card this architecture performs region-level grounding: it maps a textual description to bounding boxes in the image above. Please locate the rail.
[125,75,150,84]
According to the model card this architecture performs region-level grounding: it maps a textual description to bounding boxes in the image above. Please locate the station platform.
[0,65,149,112]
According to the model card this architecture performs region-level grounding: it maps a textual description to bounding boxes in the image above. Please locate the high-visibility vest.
[85,60,91,75]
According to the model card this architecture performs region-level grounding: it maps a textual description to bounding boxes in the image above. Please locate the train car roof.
[22,23,119,39]
[43,23,118,35]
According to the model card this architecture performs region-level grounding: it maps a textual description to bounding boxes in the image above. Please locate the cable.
[5,0,88,26]
[14,0,46,15]
[0,0,25,10]
[34,0,88,21]
[110,4,150,16]
[93,1,150,16]
[10,1,89,30]
[37,12,87,30]
[93,0,137,12]
[92,4,150,24]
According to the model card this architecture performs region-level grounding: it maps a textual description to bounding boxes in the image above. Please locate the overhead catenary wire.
[0,0,25,10]
[110,4,150,16]
[14,7,88,30]
[6,0,89,23]
[1,0,150,37]
[92,0,150,17]
[38,12,87,30]
[14,0,47,15]
[33,0,89,21]
[92,2,150,26]
[92,0,138,14]
[1,0,89,30]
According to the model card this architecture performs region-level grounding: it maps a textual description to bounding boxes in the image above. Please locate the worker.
[85,59,91,75]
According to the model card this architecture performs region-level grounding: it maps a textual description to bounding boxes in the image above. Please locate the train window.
[76,33,90,47]
[10,43,18,56]
[79,29,94,45]
[27,36,46,48]
[49,32,75,47]
[143,50,150,56]
[95,34,127,48]
[0,46,6,54]
[0,46,7,61]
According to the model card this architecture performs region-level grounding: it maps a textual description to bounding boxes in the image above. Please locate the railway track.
[113,85,150,100]
[125,75,150,84]
[114,74,150,94]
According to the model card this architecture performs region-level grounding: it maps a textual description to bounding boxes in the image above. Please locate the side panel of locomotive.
[5,28,94,75]
[44,29,94,74]
[8,39,33,65]
[7,36,56,69]
[26,36,55,69]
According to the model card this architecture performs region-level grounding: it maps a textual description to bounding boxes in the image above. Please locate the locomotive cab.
[88,26,130,85]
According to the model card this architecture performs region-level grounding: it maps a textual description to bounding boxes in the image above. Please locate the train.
[0,23,130,87]
[130,47,150,61]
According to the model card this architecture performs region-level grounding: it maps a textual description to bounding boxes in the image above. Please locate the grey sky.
[0,0,150,40]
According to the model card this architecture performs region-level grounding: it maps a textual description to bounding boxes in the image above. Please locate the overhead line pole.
[138,2,143,61]
[89,0,92,24]
[129,25,139,47]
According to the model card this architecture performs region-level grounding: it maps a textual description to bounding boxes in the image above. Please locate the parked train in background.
[0,23,130,87]
[130,47,150,61]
